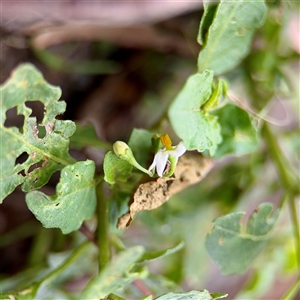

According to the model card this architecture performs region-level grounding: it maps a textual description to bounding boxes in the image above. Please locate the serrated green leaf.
[205,203,279,275]
[138,241,185,263]
[198,0,267,75]
[81,246,145,299]
[0,63,76,203]
[26,160,96,234]
[213,104,258,158]
[155,289,227,300]
[168,71,221,155]
[103,151,132,185]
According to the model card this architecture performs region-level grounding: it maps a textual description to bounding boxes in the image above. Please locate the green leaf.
[138,241,185,263]
[69,122,111,150]
[26,160,96,234]
[128,128,154,166]
[81,246,145,299]
[103,151,132,185]
[168,71,222,155]
[213,104,258,158]
[155,290,228,300]
[205,203,279,275]
[198,0,267,75]
[0,63,76,203]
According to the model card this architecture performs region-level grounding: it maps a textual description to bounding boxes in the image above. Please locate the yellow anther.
[160,134,173,150]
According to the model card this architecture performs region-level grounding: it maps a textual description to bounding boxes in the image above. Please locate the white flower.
[149,134,186,177]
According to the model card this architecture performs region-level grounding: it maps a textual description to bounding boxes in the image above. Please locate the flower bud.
[113,141,130,157]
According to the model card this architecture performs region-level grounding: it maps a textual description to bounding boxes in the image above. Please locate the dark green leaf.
[103,151,132,185]
[69,122,111,150]
[128,128,154,166]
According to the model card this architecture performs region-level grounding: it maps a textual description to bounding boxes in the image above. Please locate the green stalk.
[262,122,300,273]
[96,182,111,270]
[281,276,300,300]
[36,240,90,285]
[262,123,298,192]
[289,197,300,272]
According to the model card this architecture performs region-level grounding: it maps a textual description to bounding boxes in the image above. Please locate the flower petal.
[172,141,186,157]
[148,154,158,171]
[156,151,169,177]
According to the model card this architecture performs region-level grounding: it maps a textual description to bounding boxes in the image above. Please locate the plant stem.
[281,276,300,300]
[96,182,111,271]
[262,122,300,273]
[289,197,300,272]
[262,123,298,192]
[36,240,90,286]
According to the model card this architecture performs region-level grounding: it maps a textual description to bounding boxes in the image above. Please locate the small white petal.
[156,151,169,177]
[148,155,158,171]
[172,141,186,157]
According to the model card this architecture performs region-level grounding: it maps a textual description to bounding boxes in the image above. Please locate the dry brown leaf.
[117,152,213,229]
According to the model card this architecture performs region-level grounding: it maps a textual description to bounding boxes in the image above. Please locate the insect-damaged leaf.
[26,160,96,234]
[0,64,75,202]
[205,202,279,275]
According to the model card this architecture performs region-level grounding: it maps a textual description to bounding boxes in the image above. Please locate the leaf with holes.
[26,160,96,234]
[205,203,279,275]
[0,63,76,203]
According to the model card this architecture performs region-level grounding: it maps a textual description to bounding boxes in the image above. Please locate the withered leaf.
[117,152,212,229]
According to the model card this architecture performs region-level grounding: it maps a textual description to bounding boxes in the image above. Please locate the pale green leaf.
[198,0,267,75]
[26,160,96,234]
[103,151,132,185]
[205,203,279,275]
[81,246,145,299]
[138,241,185,262]
[213,104,258,158]
[0,63,76,203]
[168,71,222,155]
[155,290,227,300]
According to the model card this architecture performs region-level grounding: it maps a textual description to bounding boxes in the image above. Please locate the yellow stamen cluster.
[160,134,173,150]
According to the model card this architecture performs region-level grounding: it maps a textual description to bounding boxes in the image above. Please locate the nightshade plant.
[0,1,299,299]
